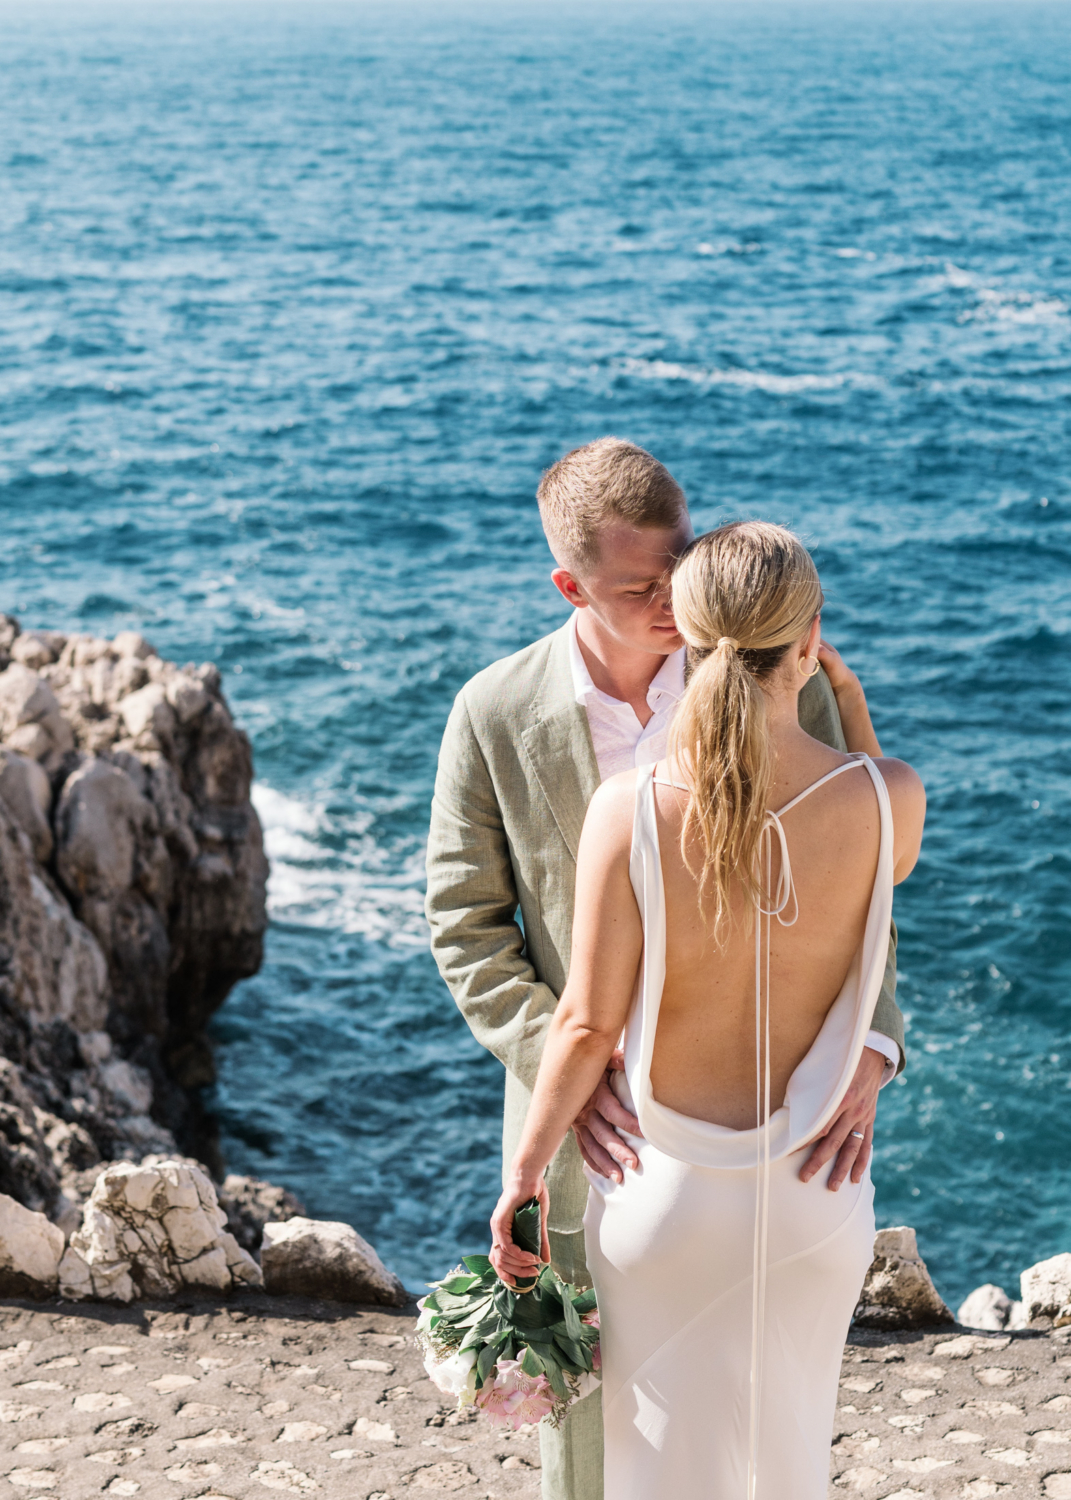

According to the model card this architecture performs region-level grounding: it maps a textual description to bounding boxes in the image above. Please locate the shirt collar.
[568,611,685,711]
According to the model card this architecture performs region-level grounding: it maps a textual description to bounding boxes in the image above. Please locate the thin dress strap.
[747,752,872,1496]
[654,755,866,811]
[774,755,868,818]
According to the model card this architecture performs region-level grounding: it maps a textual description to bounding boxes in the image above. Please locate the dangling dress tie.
[746,760,869,1498]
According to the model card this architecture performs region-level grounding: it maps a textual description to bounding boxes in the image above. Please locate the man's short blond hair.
[537,437,686,574]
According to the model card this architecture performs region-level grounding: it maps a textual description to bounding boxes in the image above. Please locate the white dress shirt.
[568,611,900,1079]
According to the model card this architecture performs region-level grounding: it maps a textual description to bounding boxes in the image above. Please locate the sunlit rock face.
[0,614,267,1225]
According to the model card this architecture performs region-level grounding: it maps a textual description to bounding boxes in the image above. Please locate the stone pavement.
[0,1294,541,1500]
[3,1294,1071,1498]
[833,1325,1071,1498]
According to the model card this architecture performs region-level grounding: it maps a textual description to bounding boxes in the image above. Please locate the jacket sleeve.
[424,690,557,1092]
[799,668,906,1073]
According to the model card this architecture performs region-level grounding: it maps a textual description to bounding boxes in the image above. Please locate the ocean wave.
[620,357,884,396]
[960,288,1068,326]
[939,263,1067,325]
[252,782,427,948]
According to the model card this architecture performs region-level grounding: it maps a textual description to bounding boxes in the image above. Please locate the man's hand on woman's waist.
[572,1049,641,1183]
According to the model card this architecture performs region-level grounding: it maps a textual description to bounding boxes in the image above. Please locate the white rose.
[424,1345,478,1404]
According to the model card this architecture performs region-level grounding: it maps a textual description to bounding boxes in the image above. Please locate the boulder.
[0,749,53,862]
[0,1191,65,1297]
[853,1226,954,1330]
[1021,1252,1071,1325]
[957,1282,1014,1331]
[0,663,74,771]
[58,1158,262,1303]
[261,1217,407,1306]
[10,633,64,671]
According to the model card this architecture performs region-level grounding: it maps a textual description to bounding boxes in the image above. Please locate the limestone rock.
[0,749,53,862]
[958,1283,1014,1331]
[0,1191,65,1297]
[0,614,21,667]
[1022,1252,1071,1325]
[0,663,74,772]
[853,1226,954,1330]
[0,794,108,1035]
[0,618,268,1241]
[261,1217,407,1306]
[58,1159,262,1302]
[218,1174,307,1255]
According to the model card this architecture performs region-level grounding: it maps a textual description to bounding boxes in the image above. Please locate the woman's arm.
[489,774,643,1286]
[876,757,927,883]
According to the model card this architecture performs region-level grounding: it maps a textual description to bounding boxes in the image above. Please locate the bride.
[489,521,925,1498]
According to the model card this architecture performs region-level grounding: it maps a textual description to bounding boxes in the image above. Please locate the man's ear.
[551,567,588,609]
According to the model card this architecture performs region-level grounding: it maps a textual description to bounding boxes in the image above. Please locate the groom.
[425,438,903,1500]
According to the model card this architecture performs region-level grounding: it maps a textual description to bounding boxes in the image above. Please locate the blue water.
[2,1,1070,1308]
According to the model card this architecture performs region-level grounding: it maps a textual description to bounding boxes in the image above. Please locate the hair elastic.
[717,636,740,651]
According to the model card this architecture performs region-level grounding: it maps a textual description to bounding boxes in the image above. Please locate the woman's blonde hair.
[668,521,824,936]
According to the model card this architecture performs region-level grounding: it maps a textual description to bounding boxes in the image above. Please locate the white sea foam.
[696,240,762,257]
[940,263,1067,325]
[251,782,427,947]
[621,356,883,396]
[960,287,1068,326]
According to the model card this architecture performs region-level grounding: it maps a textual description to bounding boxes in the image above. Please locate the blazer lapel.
[521,625,600,862]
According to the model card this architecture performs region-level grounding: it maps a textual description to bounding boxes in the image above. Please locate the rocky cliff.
[0,615,268,1233]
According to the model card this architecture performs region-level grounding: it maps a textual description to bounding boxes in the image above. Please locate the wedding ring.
[850,1131,865,1140]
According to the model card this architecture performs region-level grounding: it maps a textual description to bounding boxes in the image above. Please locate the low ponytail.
[668,523,823,937]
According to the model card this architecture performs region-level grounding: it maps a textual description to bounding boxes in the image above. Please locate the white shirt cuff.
[865,1030,901,1086]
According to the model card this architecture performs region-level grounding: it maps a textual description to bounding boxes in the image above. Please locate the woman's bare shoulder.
[580,768,639,852]
[872,756,926,814]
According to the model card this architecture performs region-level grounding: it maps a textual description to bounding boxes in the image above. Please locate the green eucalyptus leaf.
[553,1335,589,1369]
[477,1342,499,1384]
[520,1344,544,1378]
[462,1255,492,1275]
[561,1292,584,1341]
[511,1198,542,1292]
[440,1274,479,1294]
[544,1360,568,1400]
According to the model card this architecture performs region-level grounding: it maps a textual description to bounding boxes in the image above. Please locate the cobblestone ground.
[4,1296,1071,1498]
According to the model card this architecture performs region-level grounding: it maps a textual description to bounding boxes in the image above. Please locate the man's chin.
[648,629,683,653]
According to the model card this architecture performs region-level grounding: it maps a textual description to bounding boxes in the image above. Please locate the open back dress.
[583,753,893,1499]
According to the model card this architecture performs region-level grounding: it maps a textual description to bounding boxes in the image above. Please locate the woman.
[489,522,925,1498]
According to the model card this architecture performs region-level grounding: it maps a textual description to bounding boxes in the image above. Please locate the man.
[425,438,902,1500]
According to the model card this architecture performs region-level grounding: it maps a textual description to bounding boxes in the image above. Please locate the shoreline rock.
[262,1218,408,1307]
[57,1159,262,1304]
[853,1225,955,1330]
[0,616,407,1311]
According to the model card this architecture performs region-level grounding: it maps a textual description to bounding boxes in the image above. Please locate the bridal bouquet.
[417,1199,601,1429]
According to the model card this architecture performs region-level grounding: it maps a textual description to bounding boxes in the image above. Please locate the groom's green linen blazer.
[425,621,903,1282]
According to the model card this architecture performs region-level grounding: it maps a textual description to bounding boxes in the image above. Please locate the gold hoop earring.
[799,656,820,678]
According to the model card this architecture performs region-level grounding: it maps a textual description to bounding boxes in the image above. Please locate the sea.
[1,0,1070,1309]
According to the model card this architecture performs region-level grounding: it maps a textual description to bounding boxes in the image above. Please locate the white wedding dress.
[584,755,893,1499]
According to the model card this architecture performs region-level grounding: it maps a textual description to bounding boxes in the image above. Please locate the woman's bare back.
[650,743,895,1130]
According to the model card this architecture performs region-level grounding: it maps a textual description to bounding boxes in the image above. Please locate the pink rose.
[590,1341,602,1372]
[582,1307,600,1330]
[475,1357,557,1429]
